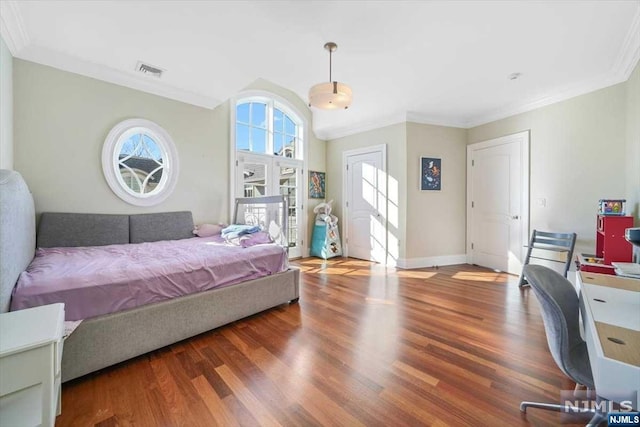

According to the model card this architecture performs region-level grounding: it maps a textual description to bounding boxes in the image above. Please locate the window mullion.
[248,103,253,152]
[267,101,274,156]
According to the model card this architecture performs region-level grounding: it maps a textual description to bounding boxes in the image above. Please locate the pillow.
[193,223,224,237]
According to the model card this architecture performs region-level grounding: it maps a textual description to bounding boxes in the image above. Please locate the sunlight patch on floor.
[396,271,438,279]
[452,271,502,282]
[318,267,357,275]
[365,297,396,305]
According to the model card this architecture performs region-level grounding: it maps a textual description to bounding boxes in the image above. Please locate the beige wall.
[326,122,407,261]
[468,82,629,255]
[14,59,227,223]
[0,37,12,170]
[406,123,467,260]
[626,62,640,220]
[13,60,324,249]
[626,62,640,261]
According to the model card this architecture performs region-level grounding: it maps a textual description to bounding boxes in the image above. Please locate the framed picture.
[420,157,441,191]
[309,170,326,199]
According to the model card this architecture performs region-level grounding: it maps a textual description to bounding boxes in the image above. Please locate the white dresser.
[0,304,65,427]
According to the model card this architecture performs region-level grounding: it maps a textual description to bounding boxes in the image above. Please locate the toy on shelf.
[310,200,342,259]
[598,199,626,216]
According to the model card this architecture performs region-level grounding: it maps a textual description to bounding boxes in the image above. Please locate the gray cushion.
[0,170,35,313]
[37,213,129,248]
[129,211,193,243]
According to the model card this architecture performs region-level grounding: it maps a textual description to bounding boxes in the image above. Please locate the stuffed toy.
[193,223,225,237]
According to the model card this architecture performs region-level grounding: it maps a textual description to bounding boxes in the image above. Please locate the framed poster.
[309,170,326,199]
[421,157,441,191]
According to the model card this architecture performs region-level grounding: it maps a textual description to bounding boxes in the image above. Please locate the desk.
[578,272,640,410]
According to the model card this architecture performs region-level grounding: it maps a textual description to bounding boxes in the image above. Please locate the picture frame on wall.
[309,170,326,199]
[420,157,441,191]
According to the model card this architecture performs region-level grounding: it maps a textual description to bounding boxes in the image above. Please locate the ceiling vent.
[135,61,164,78]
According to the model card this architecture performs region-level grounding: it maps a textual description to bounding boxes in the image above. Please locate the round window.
[102,119,179,206]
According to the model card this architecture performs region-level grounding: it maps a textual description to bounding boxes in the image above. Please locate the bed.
[0,170,299,382]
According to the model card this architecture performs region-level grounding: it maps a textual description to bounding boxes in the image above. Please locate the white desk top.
[582,283,640,330]
[579,273,639,409]
[0,304,65,357]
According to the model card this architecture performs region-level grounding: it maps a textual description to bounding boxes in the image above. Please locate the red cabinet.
[596,215,634,264]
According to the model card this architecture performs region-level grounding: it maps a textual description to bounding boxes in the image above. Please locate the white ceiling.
[1,1,639,139]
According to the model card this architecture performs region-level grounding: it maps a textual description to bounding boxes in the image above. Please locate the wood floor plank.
[56,259,586,426]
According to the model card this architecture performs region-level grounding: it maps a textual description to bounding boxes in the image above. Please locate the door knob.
[512,215,519,220]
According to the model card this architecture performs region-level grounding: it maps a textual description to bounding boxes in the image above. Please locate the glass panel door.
[236,153,303,258]
[242,162,267,197]
[276,160,301,258]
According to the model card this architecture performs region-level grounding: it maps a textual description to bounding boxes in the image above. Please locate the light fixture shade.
[309,81,353,110]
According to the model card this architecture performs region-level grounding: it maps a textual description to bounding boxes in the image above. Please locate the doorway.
[343,145,387,262]
[467,131,529,274]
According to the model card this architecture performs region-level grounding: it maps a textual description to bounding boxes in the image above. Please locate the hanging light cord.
[328,49,333,82]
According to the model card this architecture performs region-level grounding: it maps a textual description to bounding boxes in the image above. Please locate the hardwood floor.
[56,259,588,426]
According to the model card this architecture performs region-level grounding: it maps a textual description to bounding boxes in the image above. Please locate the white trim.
[611,6,640,82]
[0,1,28,54]
[466,130,530,268]
[320,112,406,141]
[16,44,220,110]
[406,111,467,129]
[102,118,179,207]
[342,144,388,263]
[396,254,467,270]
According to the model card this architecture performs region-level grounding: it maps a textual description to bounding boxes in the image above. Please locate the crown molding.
[465,7,640,129]
[405,111,467,129]
[17,44,221,109]
[0,0,29,54]
[318,112,407,141]
[463,72,623,128]
[611,5,640,81]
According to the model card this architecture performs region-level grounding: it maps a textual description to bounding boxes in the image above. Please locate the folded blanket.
[221,224,261,240]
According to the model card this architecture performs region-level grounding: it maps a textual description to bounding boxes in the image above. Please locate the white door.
[345,147,386,262]
[467,131,529,274]
[236,152,303,258]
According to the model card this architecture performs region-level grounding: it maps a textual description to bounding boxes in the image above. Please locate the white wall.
[0,36,12,170]
[405,122,467,265]
[468,82,629,256]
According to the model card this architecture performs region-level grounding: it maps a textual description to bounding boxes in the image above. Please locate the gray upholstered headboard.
[37,211,194,248]
[0,170,36,313]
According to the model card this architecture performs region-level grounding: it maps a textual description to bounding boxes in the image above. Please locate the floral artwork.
[309,171,326,199]
[421,157,441,191]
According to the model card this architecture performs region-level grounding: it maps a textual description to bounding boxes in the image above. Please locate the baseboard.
[396,254,468,269]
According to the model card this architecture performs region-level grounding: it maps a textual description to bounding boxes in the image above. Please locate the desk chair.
[518,230,576,287]
[520,265,606,426]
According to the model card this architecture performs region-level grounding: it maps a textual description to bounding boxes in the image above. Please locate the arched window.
[235,97,303,159]
[232,93,307,258]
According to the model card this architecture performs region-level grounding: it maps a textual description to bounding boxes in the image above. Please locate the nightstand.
[0,303,65,427]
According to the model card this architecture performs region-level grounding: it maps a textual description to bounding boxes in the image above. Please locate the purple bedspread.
[11,236,288,321]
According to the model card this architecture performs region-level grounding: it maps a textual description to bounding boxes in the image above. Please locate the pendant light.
[308,42,352,110]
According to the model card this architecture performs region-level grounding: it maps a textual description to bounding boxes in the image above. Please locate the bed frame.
[0,170,299,382]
